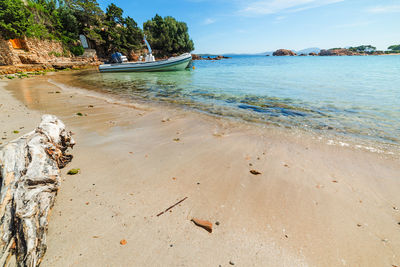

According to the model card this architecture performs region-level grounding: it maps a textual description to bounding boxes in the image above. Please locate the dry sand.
[1,74,400,267]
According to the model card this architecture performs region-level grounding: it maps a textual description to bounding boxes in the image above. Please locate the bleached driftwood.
[0,115,75,267]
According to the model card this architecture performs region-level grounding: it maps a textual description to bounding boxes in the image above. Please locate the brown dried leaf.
[250,170,261,175]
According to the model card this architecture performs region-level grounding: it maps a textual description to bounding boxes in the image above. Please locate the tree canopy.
[100,3,143,55]
[0,0,32,39]
[144,14,194,57]
[388,45,400,51]
[349,45,376,52]
[0,0,194,58]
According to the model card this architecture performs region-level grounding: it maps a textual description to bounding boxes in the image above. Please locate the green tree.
[388,45,400,51]
[0,0,32,39]
[101,3,143,55]
[58,4,79,40]
[144,14,194,57]
[26,0,62,39]
[349,45,376,52]
[105,3,123,25]
[65,0,105,45]
[123,16,143,51]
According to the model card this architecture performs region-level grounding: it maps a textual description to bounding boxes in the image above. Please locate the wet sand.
[1,74,400,267]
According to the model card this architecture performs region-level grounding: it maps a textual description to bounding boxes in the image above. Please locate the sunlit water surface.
[56,55,400,148]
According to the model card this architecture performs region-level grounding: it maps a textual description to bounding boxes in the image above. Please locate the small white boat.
[99,53,192,73]
[99,35,192,73]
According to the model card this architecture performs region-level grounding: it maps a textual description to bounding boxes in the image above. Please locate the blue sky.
[97,0,400,54]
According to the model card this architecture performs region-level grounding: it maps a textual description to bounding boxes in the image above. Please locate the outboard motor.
[110,52,123,63]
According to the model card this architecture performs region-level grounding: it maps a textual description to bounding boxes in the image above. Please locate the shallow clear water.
[66,55,400,145]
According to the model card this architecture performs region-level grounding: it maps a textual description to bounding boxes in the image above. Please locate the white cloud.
[365,5,400,13]
[240,0,344,15]
[203,18,216,25]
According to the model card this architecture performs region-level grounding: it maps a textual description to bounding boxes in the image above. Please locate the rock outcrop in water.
[319,48,356,56]
[191,54,231,60]
[273,49,297,56]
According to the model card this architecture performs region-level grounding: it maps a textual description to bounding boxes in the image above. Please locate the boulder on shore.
[308,52,317,56]
[273,49,297,56]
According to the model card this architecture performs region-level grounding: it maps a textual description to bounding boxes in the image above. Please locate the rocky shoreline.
[192,54,231,60]
[0,37,102,76]
[271,48,399,56]
[0,62,101,78]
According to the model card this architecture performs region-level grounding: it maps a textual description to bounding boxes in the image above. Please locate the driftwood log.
[0,115,75,266]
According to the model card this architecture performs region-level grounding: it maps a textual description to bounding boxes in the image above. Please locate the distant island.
[272,45,400,56]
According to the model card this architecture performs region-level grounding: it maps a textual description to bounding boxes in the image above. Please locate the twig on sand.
[157,197,188,217]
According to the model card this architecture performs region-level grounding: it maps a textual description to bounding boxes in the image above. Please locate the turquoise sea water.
[67,55,400,146]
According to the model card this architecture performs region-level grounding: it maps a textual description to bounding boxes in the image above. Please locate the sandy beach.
[1,73,400,266]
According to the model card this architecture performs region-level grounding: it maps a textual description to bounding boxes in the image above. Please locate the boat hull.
[99,53,192,73]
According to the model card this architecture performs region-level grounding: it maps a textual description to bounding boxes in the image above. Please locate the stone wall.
[23,38,66,63]
[0,39,22,65]
[0,38,99,66]
[17,38,72,64]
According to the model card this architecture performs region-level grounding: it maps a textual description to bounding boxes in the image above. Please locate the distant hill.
[295,47,321,55]
[254,51,274,56]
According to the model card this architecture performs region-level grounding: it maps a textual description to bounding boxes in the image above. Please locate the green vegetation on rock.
[349,45,376,52]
